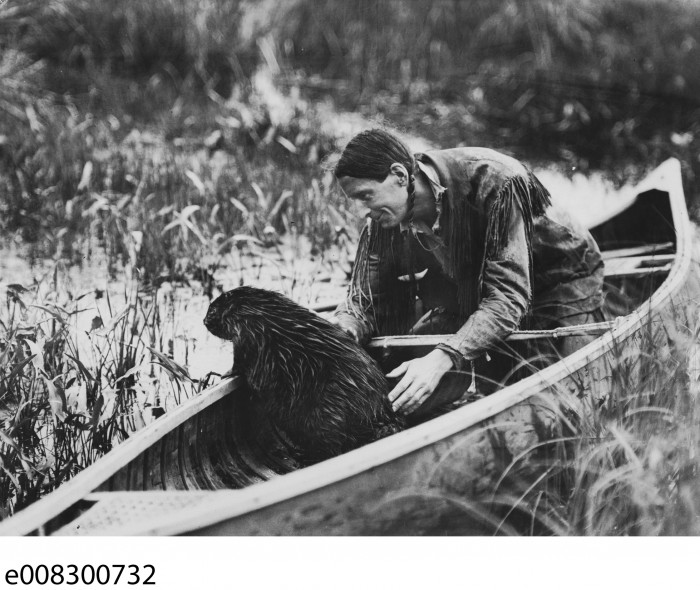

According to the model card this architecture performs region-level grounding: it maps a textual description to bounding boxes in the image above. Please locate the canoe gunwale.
[0,159,690,536]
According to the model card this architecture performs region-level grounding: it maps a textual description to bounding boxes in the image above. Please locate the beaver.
[203,286,404,465]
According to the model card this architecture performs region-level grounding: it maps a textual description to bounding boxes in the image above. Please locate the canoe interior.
[32,184,681,535]
[590,188,677,318]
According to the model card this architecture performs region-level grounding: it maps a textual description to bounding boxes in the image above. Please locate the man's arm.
[437,202,531,365]
[389,203,531,414]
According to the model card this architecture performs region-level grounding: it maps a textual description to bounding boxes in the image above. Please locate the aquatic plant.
[0,268,197,517]
[487,294,700,535]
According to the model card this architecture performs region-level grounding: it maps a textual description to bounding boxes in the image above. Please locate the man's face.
[338,171,408,229]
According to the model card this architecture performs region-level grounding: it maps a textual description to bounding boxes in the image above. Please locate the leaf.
[34,456,55,474]
[0,428,36,477]
[229,197,250,217]
[66,353,95,383]
[76,161,93,192]
[115,363,145,384]
[65,383,88,414]
[162,205,202,237]
[99,306,129,334]
[179,205,201,219]
[0,429,18,449]
[185,170,206,197]
[84,195,109,216]
[216,233,263,254]
[3,356,35,386]
[215,115,241,129]
[74,290,94,302]
[185,220,207,244]
[43,376,67,423]
[209,203,220,225]
[132,407,147,431]
[156,204,174,217]
[6,285,27,311]
[24,338,44,372]
[6,283,29,295]
[268,190,293,220]
[161,219,180,234]
[90,394,104,430]
[251,181,268,208]
[0,463,22,491]
[30,303,69,326]
[276,135,298,153]
[233,234,263,245]
[90,316,103,332]
[116,193,133,211]
[147,347,192,383]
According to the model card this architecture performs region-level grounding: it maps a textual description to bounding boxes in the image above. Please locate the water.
[0,168,631,388]
[0,236,350,384]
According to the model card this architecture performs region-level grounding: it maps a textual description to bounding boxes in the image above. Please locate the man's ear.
[390,163,409,185]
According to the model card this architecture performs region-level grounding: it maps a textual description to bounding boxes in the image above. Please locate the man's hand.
[387,349,454,415]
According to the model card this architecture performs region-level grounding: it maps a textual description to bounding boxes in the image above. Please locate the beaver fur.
[204,286,404,464]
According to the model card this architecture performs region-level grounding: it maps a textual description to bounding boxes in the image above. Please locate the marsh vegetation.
[1,0,699,533]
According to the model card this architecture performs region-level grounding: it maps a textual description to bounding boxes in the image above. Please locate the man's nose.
[358,206,372,219]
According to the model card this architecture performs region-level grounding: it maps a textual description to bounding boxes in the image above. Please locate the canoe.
[1,158,696,536]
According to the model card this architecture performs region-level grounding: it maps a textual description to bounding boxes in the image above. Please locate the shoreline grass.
[0,267,203,517]
[487,289,700,535]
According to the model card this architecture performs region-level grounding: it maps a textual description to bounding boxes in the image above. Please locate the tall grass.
[0,268,198,517]
[0,0,362,283]
[2,0,256,99]
[265,0,700,201]
[490,296,700,535]
[0,75,359,286]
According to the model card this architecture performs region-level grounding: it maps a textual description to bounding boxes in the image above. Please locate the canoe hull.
[187,275,700,535]
[61,258,695,536]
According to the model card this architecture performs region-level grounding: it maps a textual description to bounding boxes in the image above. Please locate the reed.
[0,0,362,287]
[0,267,198,517]
[488,297,700,535]
[0,86,358,285]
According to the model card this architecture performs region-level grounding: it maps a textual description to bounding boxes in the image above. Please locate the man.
[332,129,604,418]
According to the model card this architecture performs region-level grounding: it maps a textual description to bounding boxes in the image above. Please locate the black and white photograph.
[1,0,699,583]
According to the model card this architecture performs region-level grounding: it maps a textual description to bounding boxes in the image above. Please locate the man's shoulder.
[420,147,527,176]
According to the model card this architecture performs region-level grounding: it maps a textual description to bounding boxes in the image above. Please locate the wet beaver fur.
[204,286,404,464]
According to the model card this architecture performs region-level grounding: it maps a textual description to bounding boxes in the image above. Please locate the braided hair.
[334,129,422,335]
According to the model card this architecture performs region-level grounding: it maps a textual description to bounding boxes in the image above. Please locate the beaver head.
[205,286,264,341]
[204,286,319,344]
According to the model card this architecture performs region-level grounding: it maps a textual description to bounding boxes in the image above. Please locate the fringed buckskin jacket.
[334,147,604,367]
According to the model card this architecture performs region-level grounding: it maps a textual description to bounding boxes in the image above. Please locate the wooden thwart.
[601,241,674,260]
[313,253,676,316]
[603,253,674,279]
[366,320,616,349]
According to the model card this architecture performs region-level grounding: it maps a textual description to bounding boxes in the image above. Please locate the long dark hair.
[334,128,417,221]
[334,128,414,181]
[334,128,420,335]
